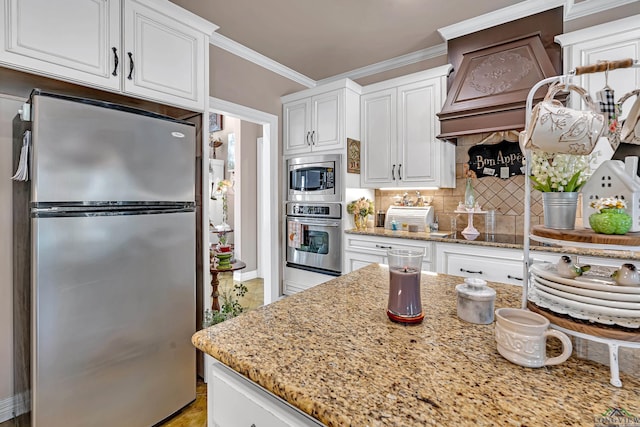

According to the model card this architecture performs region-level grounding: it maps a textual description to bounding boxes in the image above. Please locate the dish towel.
[11,130,31,181]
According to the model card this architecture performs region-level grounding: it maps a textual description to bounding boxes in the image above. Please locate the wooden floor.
[0,279,264,427]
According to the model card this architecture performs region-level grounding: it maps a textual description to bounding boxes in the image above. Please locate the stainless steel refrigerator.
[14,90,196,427]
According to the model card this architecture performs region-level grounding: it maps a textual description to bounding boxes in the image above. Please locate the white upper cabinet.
[0,0,216,111]
[361,65,455,188]
[123,0,207,110]
[555,15,640,115]
[0,0,121,90]
[361,88,396,185]
[282,80,361,157]
[283,98,311,154]
[283,89,343,155]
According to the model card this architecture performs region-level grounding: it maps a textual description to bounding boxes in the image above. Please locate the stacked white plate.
[529,263,640,328]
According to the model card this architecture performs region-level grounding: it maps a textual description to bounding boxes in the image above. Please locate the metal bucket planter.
[542,192,579,230]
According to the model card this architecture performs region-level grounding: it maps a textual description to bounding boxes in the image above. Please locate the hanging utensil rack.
[522,58,640,387]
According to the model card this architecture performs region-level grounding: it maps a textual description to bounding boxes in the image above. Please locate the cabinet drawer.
[344,251,385,273]
[444,252,525,285]
[345,234,432,261]
[210,362,322,427]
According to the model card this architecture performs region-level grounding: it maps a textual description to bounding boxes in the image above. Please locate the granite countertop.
[345,227,640,261]
[192,265,640,426]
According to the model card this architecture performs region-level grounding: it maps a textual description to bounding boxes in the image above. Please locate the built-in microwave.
[287,154,342,202]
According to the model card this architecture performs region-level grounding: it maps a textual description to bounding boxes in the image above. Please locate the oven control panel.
[286,202,342,219]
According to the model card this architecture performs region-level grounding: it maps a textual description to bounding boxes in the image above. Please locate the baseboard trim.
[233,269,259,282]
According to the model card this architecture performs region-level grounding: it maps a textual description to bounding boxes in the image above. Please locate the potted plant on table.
[529,150,596,230]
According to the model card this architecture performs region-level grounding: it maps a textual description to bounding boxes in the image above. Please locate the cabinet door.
[311,90,343,151]
[397,79,441,187]
[283,98,311,155]
[361,89,396,187]
[123,0,206,110]
[209,362,323,427]
[0,0,120,90]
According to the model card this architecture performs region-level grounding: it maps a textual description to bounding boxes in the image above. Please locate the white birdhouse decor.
[581,157,640,232]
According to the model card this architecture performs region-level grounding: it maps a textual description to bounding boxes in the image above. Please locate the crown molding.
[209,32,316,88]
[555,13,640,45]
[564,0,640,21]
[437,0,565,41]
[316,43,447,85]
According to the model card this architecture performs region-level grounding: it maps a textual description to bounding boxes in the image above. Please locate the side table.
[210,259,246,311]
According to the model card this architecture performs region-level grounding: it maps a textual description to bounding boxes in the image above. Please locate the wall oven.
[286,202,342,276]
[287,154,341,202]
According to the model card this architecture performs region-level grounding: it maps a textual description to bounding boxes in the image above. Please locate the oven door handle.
[288,218,341,227]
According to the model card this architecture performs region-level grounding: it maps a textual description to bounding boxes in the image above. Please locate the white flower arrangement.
[529,151,596,192]
[589,197,627,212]
[347,197,374,217]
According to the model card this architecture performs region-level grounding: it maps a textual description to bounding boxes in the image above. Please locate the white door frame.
[204,97,280,306]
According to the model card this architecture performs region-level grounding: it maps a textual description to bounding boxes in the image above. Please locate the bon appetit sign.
[467,140,524,179]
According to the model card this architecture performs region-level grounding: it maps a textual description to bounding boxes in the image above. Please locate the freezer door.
[32,211,196,427]
[31,94,195,203]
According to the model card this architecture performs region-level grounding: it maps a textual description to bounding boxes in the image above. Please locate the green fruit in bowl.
[589,209,632,235]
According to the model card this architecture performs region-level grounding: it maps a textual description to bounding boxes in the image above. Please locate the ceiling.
[169,0,524,81]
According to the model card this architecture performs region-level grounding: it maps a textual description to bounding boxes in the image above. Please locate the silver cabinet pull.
[460,268,482,274]
[311,130,316,145]
[392,164,396,180]
[398,163,402,180]
[375,244,392,249]
[305,132,310,146]
[507,274,523,281]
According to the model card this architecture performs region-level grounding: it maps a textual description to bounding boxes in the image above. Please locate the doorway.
[203,97,279,309]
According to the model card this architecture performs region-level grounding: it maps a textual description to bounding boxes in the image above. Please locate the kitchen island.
[192,264,640,426]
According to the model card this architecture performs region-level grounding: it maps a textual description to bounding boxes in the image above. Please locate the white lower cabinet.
[343,233,434,273]
[209,360,323,427]
[435,243,558,286]
[282,266,334,295]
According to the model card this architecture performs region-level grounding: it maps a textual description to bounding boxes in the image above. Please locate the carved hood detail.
[437,9,563,142]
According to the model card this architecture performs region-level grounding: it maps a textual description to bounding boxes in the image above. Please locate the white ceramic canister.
[455,278,496,324]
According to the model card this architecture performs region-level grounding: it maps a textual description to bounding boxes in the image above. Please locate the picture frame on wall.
[209,113,223,132]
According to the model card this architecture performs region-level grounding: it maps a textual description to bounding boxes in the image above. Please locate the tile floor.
[0,278,264,427]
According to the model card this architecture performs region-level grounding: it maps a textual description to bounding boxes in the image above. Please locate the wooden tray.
[532,225,640,246]
[527,301,640,342]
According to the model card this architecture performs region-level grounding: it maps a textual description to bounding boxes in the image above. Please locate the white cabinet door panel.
[123,0,205,110]
[210,362,322,427]
[398,80,438,185]
[0,0,120,90]
[361,89,396,186]
[283,99,311,154]
[312,91,342,150]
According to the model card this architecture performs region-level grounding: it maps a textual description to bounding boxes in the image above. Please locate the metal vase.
[542,192,579,230]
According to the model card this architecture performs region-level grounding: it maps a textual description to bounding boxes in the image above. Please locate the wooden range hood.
[437,8,563,142]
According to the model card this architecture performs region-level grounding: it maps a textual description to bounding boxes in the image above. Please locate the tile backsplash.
[374,133,582,235]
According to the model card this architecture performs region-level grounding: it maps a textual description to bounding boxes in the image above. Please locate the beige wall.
[238,121,260,271]
[0,94,22,404]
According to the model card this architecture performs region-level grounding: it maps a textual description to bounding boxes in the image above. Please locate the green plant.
[203,282,248,327]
